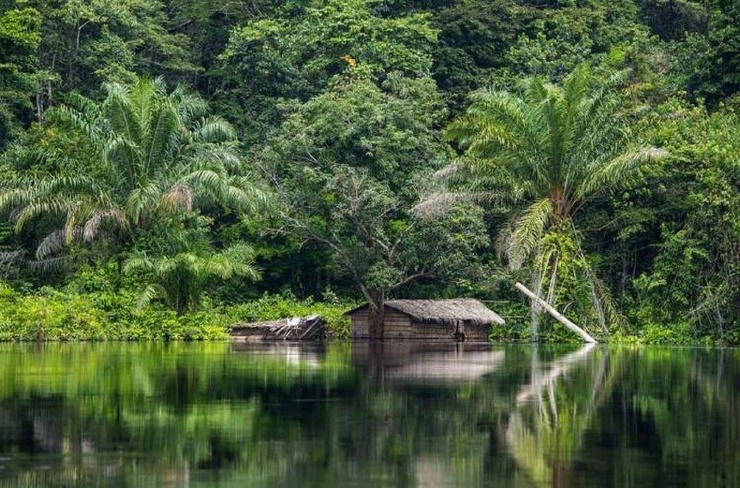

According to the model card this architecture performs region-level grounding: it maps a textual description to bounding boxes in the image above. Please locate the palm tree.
[428,65,665,337]
[0,77,269,260]
[123,242,260,314]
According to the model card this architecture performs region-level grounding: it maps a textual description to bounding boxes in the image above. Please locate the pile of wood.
[229,315,326,341]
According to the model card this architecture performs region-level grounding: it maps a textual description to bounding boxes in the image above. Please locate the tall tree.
[0,5,42,148]
[0,77,269,262]
[626,102,740,338]
[263,72,485,337]
[218,0,438,142]
[25,0,198,118]
[427,65,665,338]
[669,1,739,104]
[431,0,524,113]
[506,3,646,79]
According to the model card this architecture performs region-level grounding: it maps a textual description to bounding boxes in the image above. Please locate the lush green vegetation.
[0,0,737,343]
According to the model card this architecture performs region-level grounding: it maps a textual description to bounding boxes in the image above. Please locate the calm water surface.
[0,342,737,487]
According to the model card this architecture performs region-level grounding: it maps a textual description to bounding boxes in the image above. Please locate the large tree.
[29,0,198,112]
[427,65,665,338]
[264,73,490,338]
[626,103,740,339]
[0,77,268,262]
[0,5,41,148]
[218,0,438,143]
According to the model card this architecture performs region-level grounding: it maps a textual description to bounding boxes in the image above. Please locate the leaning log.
[515,282,597,343]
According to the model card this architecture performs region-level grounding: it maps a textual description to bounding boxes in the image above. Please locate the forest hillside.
[0,0,737,343]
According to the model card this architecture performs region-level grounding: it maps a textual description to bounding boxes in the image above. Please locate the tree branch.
[389,271,431,291]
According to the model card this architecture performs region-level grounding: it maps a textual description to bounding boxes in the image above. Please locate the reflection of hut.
[347,299,505,341]
[351,342,505,383]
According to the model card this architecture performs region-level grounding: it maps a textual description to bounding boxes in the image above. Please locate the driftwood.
[515,282,597,343]
[230,315,326,341]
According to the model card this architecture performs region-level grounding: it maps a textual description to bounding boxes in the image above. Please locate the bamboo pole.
[515,282,597,343]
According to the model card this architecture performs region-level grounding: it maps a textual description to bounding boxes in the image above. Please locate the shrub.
[0,283,231,341]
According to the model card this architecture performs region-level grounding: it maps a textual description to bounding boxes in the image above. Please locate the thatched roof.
[348,299,505,325]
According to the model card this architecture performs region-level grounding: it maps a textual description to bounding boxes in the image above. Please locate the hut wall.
[351,309,413,338]
[381,310,413,338]
[459,321,491,341]
[350,305,495,341]
[410,320,457,340]
[350,309,370,338]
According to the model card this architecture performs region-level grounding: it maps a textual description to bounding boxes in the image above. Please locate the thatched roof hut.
[348,298,504,341]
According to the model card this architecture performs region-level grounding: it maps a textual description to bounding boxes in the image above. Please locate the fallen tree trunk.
[230,315,326,341]
[515,282,597,343]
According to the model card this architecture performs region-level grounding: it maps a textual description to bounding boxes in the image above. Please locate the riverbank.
[0,285,352,341]
[0,285,732,345]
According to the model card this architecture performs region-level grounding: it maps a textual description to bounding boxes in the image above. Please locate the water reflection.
[351,342,504,383]
[0,343,737,487]
[507,344,605,487]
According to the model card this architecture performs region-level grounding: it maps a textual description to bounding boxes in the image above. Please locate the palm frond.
[507,198,552,271]
[36,227,82,260]
[105,83,144,146]
[126,182,162,225]
[134,284,168,311]
[27,255,74,274]
[161,183,194,213]
[122,253,155,274]
[49,95,105,143]
[446,114,520,156]
[40,174,102,197]
[202,245,261,282]
[192,117,238,143]
[83,208,130,242]
[143,101,180,176]
[520,76,550,104]
[220,243,261,280]
[562,64,592,111]
[576,146,667,202]
[190,144,242,170]
[0,186,34,215]
[179,169,226,195]
[13,196,72,232]
[171,84,208,125]
[104,136,143,183]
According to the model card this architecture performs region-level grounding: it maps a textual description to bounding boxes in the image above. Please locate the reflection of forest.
[0,343,737,487]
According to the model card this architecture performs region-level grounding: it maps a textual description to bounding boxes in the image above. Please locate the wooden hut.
[347,299,505,341]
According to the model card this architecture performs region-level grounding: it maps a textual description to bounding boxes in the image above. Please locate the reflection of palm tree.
[0,77,268,260]
[506,345,617,487]
[432,65,666,336]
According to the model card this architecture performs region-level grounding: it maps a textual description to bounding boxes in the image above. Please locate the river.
[0,342,736,487]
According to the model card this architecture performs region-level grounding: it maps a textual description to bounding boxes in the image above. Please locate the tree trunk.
[367,290,385,339]
[529,270,544,341]
[516,282,598,343]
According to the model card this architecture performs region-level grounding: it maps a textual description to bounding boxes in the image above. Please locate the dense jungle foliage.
[0,0,737,343]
